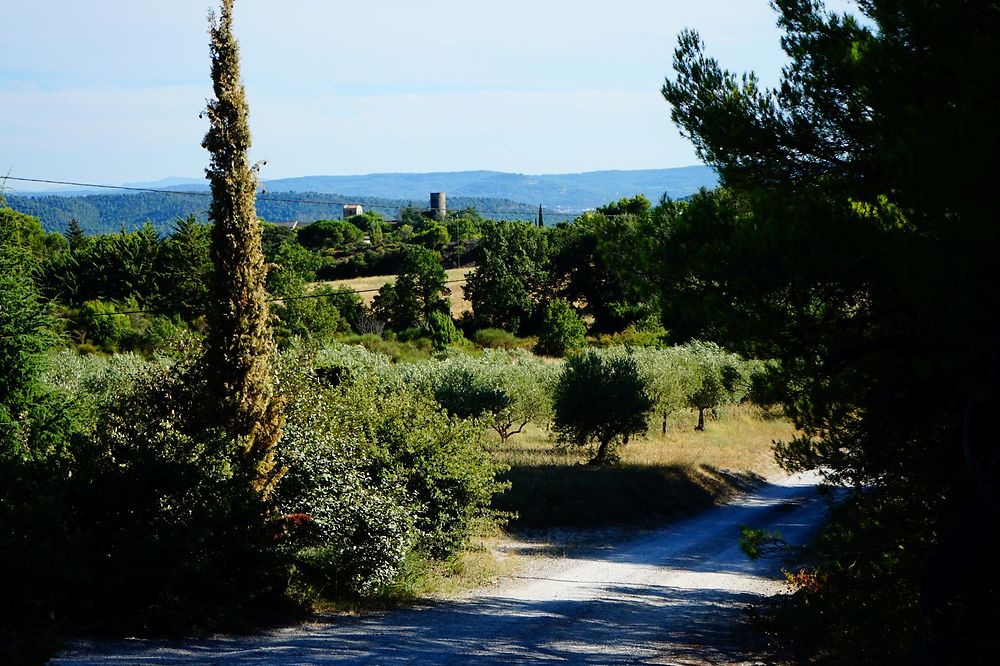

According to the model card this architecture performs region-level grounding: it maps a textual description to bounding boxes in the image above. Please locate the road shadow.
[58,586,769,665]
[57,476,832,665]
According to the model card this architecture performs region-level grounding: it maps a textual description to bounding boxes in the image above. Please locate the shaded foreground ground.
[57,472,831,665]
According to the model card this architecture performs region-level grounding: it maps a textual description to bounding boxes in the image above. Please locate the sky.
[2,1,860,189]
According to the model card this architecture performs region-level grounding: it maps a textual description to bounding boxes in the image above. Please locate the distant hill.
[6,191,554,236]
[259,166,717,211]
[8,166,717,234]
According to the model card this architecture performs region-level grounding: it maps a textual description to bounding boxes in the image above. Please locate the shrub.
[58,355,286,632]
[275,346,508,597]
[275,368,415,596]
[424,310,462,351]
[471,327,524,350]
[534,299,586,357]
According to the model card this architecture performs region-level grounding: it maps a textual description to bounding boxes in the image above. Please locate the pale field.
[491,403,796,477]
[313,267,473,318]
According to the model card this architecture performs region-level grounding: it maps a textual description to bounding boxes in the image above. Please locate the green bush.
[74,299,190,355]
[275,346,508,597]
[534,299,586,357]
[275,368,415,596]
[471,328,525,350]
[57,355,286,632]
[424,310,462,351]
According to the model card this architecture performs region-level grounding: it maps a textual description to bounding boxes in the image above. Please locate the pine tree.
[201,0,282,497]
[65,218,87,251]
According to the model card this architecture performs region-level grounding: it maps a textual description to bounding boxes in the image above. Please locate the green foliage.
[679,340,750,430]
[661,1,1000,660]
[0,229,69,662]
[155,216,212,319]
[58,355,286,632]
[278,345,508,580]
[445,210,483,244]
[266,242,355,347]
[273,364,415,596]
[261,222,297,258]
[0,243,55,441]
[270,283,351,348]
[372,245,448,331]
[269,239,322,282]
[423,310,462,352]
[412,220,450,250]
[428,350,557,442]
[552,350,653,465]
[202,0,282,495]
[297,219,364,251]
[350,211,385,245]
[534,299,586,357]
[548,210,653,333]
[0,220,71,664]
[597,194,652,218]
[463,220,549,334]
[471,327,527,350]
[0,208,59,262]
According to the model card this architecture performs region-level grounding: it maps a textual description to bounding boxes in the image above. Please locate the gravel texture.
[56,471,832,665]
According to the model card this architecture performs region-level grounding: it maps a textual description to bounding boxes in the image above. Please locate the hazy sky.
[2,1,859,188]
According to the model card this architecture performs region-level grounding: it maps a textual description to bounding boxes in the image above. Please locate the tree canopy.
[661,0,1000,660]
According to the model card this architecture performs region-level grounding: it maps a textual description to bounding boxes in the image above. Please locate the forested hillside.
[259,166,718,209]
[5,191,556,235]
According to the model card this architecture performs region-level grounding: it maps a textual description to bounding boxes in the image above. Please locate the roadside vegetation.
[3,1,995,665]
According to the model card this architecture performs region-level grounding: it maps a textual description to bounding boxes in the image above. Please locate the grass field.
[490,404,796,530]
[314,267,473,318]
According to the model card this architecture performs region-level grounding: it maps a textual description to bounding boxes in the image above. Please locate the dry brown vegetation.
[490,404,796,530]
[314,267,473,317]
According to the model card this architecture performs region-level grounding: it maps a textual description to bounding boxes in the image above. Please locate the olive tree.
[552,350,653,465]
[678,341,749,431]
[431,351,557,442]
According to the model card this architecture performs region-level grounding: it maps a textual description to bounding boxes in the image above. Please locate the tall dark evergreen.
[661,1,1000,660]
[65,218,87,251]
[202,0,282,496]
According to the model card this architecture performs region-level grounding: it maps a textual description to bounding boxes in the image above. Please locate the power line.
[3,175,582,218]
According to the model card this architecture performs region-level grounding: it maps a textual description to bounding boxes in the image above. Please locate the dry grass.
[313,267,473,318]
[493,404,794,474]
[490,404,798,530]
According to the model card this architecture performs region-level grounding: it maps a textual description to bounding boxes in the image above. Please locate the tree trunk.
[696,407,705,431]
[662,412,668,435]
[591,439,612,465]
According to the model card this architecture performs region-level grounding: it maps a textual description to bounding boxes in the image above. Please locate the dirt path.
[56,472,831,665]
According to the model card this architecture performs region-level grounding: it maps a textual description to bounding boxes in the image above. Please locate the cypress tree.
[202,0,282,496]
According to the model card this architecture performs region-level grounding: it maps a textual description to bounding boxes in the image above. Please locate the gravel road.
[56,471,832,665]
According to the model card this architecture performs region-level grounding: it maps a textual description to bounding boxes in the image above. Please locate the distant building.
[343,203,363,220]
[430,192,446,219]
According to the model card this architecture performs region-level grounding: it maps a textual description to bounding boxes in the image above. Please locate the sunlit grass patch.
[490,404,796,530]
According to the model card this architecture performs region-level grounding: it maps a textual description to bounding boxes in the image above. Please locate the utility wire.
[4,175,582,218]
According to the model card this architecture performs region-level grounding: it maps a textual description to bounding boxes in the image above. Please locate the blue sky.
[2,1,859,188]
